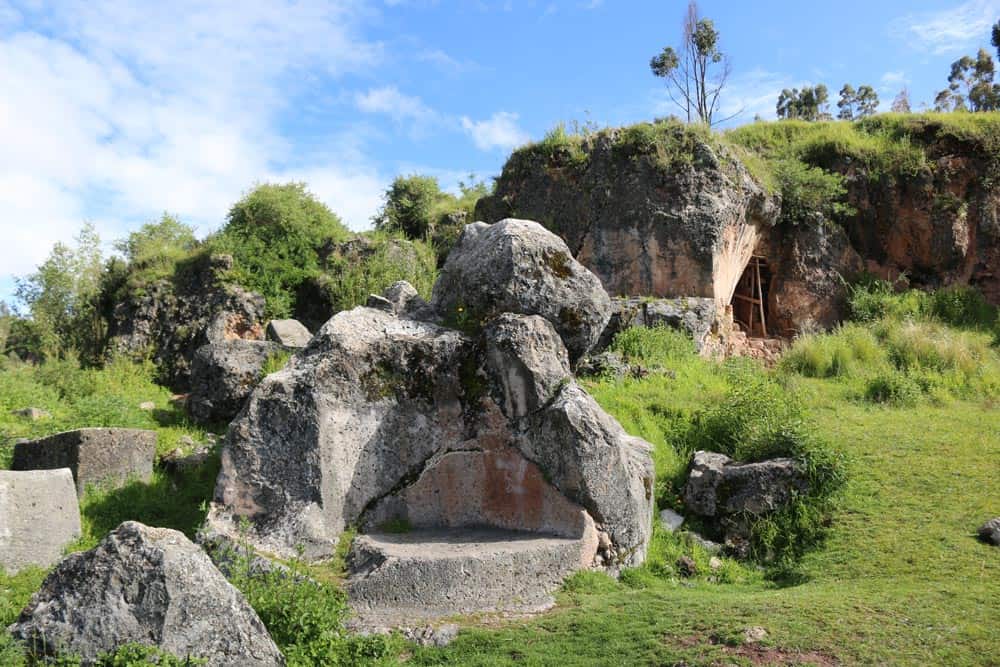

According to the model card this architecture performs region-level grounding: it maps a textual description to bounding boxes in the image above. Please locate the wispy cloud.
[355,86,439,129]
[460,112,530,151]
[0,0,386,284]
[891,0,1000,55]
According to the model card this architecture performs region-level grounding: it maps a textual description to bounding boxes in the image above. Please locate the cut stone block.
[12,428,156,497]
[0,469,81,573]
[346,528,589,625]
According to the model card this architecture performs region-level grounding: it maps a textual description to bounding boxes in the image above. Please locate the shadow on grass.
[79,456,220,547]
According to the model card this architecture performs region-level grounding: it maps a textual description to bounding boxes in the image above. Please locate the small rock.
[11,407,50,421]
[979,517,1000,546]
[179,435,196,447]
[138,401,156,411]
[265,318,312,347]
[597,530,612,550]
[365,294,395,312]
[675,555,698,577]
[709,556,723,571]
[685,531,722,555]
[659,508,684,532]
[160,446,211,475]
[404,623,460,647]
[743,626,768,644]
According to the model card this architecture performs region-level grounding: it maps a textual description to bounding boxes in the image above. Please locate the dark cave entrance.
[731,256,772,337]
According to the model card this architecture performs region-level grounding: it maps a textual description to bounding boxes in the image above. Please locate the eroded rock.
[8,521,284,666]
[12,428,156,497]
[684,451,808,518]
[188,340,286,424]
[431,219,612,362]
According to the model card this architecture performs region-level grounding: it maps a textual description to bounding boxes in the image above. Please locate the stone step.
[345,528,587,625]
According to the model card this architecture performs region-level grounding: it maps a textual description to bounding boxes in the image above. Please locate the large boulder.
[205,277,654,620]
[431,219,612,362]
[12,429,156,497]
[265,319,312,348]
[188,340,287,424]
[8,521,284,666]
[0,469,81,573]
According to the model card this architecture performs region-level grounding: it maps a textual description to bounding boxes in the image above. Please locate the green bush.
[610,325,695,366]
[781,323,886,378]
[210,182,350,317]
[227,542,394,666]
[864,370,921,407]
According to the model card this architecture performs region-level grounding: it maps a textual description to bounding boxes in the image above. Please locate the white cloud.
[355,86,437,124]
[678,68,803,125]
[460,112,530,151]
[0,0,385,287]
[891,0,1000,55]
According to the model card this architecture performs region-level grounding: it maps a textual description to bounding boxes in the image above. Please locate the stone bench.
[0,469,81,573]
[12,428,156,497]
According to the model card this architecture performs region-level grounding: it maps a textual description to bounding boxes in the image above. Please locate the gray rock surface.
[8,521,283,666]
[108,253,268,390]
[188,339,286,424]
[0,469,81,574]
[979,517,1000,546]
[684,451,808,518]
[345,529,587,622]
[265,319,312,347]
[12,428,156,497]
[597,297,717,352]
[431,219,612,362]
[659,509,684,532]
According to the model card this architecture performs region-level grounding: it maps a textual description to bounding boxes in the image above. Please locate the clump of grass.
[864,370,921,407]
[260,350,293,378]
[782,323,885,378]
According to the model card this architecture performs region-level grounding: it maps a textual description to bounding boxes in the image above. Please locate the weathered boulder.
[684,451,808,518]
[597,296,717,352]
[206,304,653,622]
[109,253,268,390]
[265,319,312,348]
[8,521,284,666]
[431,219,612,362]
[0,469,81,574]
[12,428,156,497]
[979,517,1000,546]
[188,340,286,424]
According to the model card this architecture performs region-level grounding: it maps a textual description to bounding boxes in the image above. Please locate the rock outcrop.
[0,469,81,573]
[431,219,612,362]
[109,253,267,390]
[12,428,156,497]
[8,521,284,666]
[188,340,287,424]
[597,296,717,352]
[206,220,654,620]
[475,119,1000,336]
[683,451,809,556]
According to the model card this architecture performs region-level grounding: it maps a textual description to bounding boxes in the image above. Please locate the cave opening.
[731,256,772,337]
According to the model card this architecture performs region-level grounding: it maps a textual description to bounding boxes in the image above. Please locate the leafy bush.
[864,370,921,406]
[610,325,695,365]
[227,541,394,666]
[772,158,852,225]
[210,182,350,317]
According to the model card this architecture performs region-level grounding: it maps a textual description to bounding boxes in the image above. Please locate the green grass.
[2,313,998,665]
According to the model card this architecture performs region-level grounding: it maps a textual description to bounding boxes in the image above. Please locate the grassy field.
[1,317,998,665]
[398,384,999,666]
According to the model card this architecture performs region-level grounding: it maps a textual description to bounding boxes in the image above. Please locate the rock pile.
[205,219,654,622]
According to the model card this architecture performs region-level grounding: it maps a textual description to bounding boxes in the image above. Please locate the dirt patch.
[722,643,840,666]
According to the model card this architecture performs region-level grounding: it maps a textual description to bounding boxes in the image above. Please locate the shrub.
[610,325,695,365]
[928,285,998,329]
[864,370,921,406]
[373,174,447,240]
[210,182,350,317]
[227,541,394,666]
[781,324,886,378]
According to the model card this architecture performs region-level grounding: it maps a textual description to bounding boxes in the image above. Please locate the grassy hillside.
[2,285,998,665]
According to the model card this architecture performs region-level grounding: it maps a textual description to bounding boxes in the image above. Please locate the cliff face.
[477,118,1000,337]
[477,126,779,310]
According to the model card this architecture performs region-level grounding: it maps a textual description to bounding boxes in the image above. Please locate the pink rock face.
[365,446,599,568]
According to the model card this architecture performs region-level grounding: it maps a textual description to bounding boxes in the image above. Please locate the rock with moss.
[431,219,611,362]
[188,339,287,424]
[8,521,284,666]
[205,264,654,619]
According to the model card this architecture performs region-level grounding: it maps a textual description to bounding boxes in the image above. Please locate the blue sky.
[2,0,998,304]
